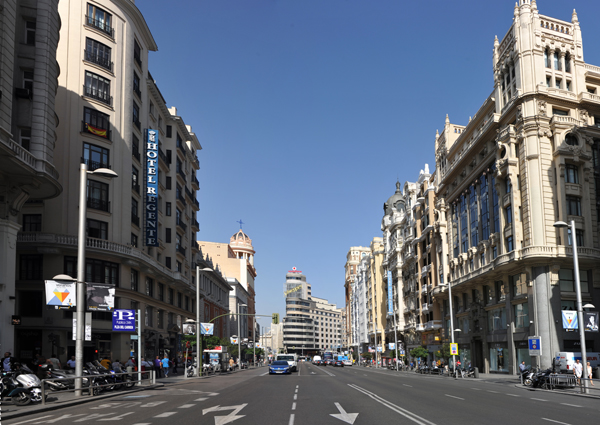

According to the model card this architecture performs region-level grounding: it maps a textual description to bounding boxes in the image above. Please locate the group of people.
[573,359,594,386]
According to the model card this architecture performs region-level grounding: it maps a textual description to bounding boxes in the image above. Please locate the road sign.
[112,309,136,332]
[528,336,541,356]
[450,343,458,355]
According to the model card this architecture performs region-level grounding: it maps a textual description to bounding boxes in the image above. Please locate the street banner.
[584,312,599,332]
[112,309,136,332]
[450,343,458,355]
[230,336,238,344]
[72,313,92,341]
[387,271,393,315]
[389,343,396,350]
[562,311,578,330]
[376,346,382,352]
[200,323,214,335]
[256,342,261,348]
[182,323,196,335]
[86,282,115,311]
[45,279,76,310]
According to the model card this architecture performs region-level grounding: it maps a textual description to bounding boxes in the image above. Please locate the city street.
[3,363,600,425]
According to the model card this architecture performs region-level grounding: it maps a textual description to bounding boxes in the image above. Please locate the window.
[176,261,182,272]
[20,254,42,280]
[491,167,500,233]
[63,256,118,286]
[133,72,141,98]
[83,143,109,170]
[185,296,189,311]
[555,79,562,89]
[25,20,36,45]
[565,53,571,73]
[166,257,171,269]
[131,269,139,291]
[567,228,585,247]
[487,307,506,332]
[554,51,560,70]
[565,164,579,184]
[506,236,514,252]
[158,283,164,302]
[452,203,459,258]
[157,310,164,329]
[559,269,589,293]
[87,180,109,212]
[150,102,155,117]
[87,3,113,36]
[480,174,489,240]
[146,277,154,297]
[553,108,569,116]
[178,292,182,308]
[514,303,529,329]
[546,76,551,88]
[566,80,571,91]
[145,306,153,327]
[131,198,139,226]
[511,273,527,297]
[84,71,111,105]
[493,245,498,258]
[131,233,138,248]
[166,125,172,138]
[544,48,550,68]
[87,218,108,240]
[495,280,506,302]
[166,202,172,216]
[169,288,174,304]
[133,102,140,129]
[18,291,43,317]
[166,228,171,243]
[505,205,512,225]
[566,196,581,216]
[83,107,110,139]
[166,176,172,190]
[23,70,34,93]
[480,252,485,266]
[469,186,478,247]
[132,166,139,193]
[22,214,41,232]
[460,194,468,252]
[85,38,112,71]
[134,39,142,67]
[19,128,31,150]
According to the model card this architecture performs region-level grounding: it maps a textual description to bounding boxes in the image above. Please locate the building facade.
[344,246,370,350]
[282,269,313,352]
[13,0,205,364]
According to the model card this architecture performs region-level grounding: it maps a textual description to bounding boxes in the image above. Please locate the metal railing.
[40,370,155,405]
[85,15,114,37]
[84,49,113,72]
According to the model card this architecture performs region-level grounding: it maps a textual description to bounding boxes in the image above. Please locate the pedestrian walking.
[573,359,583,386]
[172,357,178,374]
[3,352,16,372]
[587,361,594,386]
[154,356,162,378]
[161,355,170,377]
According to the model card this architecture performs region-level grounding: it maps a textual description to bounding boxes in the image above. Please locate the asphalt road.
[4,363,600,425]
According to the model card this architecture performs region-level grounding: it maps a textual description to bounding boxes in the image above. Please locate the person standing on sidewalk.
[154,356,162,378]
[161,355,170,378]
[587,361,594,386]
[573,359,583,386]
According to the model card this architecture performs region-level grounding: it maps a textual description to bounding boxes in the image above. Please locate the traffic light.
[272,313,279,324]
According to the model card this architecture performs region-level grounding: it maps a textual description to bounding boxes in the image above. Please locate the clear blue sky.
[138,0,600,331]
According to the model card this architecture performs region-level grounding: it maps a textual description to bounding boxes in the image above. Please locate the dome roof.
[383,181,405,215]
[230,229,253,249]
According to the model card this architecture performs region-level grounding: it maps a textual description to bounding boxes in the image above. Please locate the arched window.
[554,51,560,71]
[544,49,550,68]
[565,134,578,146]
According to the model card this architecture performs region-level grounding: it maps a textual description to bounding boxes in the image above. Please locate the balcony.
[133,117,141,130]
[176,218,187,232]
[176,245,186,257]
[132,180,140,195]
[134,52,142,68]
[192,174,199,189]
[132,146,140,162]
[82,121,111,141]
[192,219,199,230]
[177,168,187,182]
[185,186,194,201]
[192,197,199,210]
[133,85,141,99]
[416,324,425,332]
[87,197,110,212]
[82,158,110,171]
[176,192,186,206]
[85,15,114,37]
[158,148,170,167]
[83,84,112,106]
[131,214,139,227]
[421,304,429,313]
[84,49,113,72]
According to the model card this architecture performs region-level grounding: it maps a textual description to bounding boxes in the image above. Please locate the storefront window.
[516,347,532,368]
[514,303,529,328]
[460,346,472,367]
[489,346,510,372]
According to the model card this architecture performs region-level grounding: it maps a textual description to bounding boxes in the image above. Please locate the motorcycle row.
[413,364,476,377]
[519,366,576,390]
[0,360,136,406]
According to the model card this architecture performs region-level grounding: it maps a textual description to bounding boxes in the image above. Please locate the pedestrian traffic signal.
[272,313,279,324]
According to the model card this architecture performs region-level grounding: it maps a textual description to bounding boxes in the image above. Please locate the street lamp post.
[554,220,588,394]
[62,163,117,396]
[196,266,212,378]
[238,303,247,368]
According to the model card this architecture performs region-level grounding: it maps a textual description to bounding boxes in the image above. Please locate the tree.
[410,346,429,360]
[362,353,373,361]
[435,343,454,361]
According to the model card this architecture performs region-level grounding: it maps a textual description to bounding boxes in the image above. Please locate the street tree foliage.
[435,343,455,361]
[410,346,429,359]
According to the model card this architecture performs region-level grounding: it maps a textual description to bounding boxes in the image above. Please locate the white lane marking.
[560,403,582,408]
[10,416,55,425]
[531,398,548,402]
[209,393,219,396]
[506,394,520,397]
[75,414,113,422]
[349,384,436,425]
[132,424,151,425]
[195,397,208,401]
[542,419,571,425]
[293,394,297,400]
[260,372,269,376]
[487,390,499,393]
[292,402,297,410]
[99,413,135,421]
[141,401,167,408]
[178,404,195,408]
[403,384,412,387]
[296,385,299,388]
[445,394,464,400]
[289,413,295,425]
[33,414,86,424]
[154,412,178,418]
[295,388,298,393]
[471,388,480,391]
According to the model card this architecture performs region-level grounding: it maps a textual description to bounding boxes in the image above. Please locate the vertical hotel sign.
[145,129,159,246]
[387,271,393,315]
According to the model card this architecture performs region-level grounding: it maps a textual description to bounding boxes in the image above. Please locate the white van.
[276,354,298,372]
[312,355,322,365]
[555,352,600,372]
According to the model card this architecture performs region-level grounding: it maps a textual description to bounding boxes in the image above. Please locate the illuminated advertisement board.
[145,129,159,246]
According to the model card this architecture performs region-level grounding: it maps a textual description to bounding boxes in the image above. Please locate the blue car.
[269,360,291,375]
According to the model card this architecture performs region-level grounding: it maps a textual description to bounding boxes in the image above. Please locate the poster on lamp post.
[562,311,578,330]
[584,312,599,332]
[86,283,115,311]
[45,280,76,310]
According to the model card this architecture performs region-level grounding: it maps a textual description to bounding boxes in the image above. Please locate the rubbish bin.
[474,367,479,378]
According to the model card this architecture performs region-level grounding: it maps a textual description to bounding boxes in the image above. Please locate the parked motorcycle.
[13,364,44,402]
[37,363,69,391]
[0,371,32,405]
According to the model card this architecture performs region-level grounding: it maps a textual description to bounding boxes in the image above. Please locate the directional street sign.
[330,402,359,424]
[203,403,248,425]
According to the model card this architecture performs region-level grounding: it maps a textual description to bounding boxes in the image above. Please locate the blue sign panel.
[528,336,541,356]
[387,271,393,315]
[112,309,136,332]
[145,129,159,246]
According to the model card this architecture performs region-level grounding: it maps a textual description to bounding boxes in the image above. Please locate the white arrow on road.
[203,403,248,425]
[330,402,359,424]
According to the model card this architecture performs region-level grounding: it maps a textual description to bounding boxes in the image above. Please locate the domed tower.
[383,181,406,216]
[230,229,256,268]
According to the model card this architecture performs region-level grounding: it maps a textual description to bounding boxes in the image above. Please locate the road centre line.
[560,403,582,408]
[154,412,177,418]
[487,390,499,393]
[506,394,520,397]
[403,384,413,387]
[349,384,436,425]
[8,416,55,425]
[178,404,194,408]
[294,394,297,400]
[542,419,571,425]
[531,398,548,402]
[445,394,464,400]
[292,402,297,410]
[288,414,295,425]
[260,372,269,376]
[194,398,208,401]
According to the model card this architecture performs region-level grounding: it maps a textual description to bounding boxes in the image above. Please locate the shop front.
[489,342,510,373]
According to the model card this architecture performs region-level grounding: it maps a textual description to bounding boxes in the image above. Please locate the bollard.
[474,367,479,378]
[41,379,46,405]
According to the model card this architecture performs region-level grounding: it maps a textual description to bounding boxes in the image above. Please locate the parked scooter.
[0,371,32,405]
[37,363,69,391]
[13,364,44,402]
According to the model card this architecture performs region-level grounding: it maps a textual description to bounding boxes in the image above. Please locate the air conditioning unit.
[15,88,31,99]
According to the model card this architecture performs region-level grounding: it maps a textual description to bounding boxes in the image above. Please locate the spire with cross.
[237,219,244,229]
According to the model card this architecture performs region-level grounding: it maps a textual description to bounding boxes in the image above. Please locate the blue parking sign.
[112,309,136,332]
[528,336,541,356]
